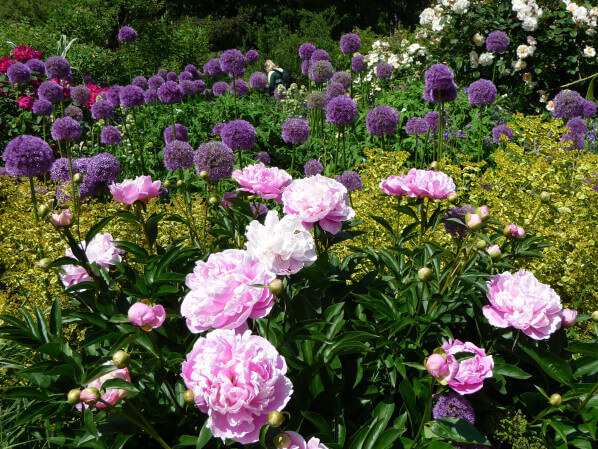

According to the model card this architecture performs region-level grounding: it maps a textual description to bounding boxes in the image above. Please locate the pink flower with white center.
[109,175,162,204]
[282,174,355,234]
[232,162,292,203]
[76,362,131,411]
[286,431,329,449]
[128,302,166,330]
[182,249,276,332]
[379,169,456,199]
[484,269,562,340]
[181,329,293,444]
[441,340,494,395]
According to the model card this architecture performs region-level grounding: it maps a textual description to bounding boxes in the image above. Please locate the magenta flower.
[51,209,73,227]
[442,340,494,395]
[182,329,293,444]
[379,169,456,199]
[109,175,162,205]
[425,353,458,382]
[77,363,131,411]
[128,302,166,330]
[232,162,292,203]
[484,270,562,340]
[286,432,329,449]
[561,309,577,328]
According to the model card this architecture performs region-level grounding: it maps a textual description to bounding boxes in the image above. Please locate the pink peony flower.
[476,205,490,221]
[181,329,293,444]
[16,96,34,110]
[561,309,577,328]
[232,162,292,203]
[425,353,458,382]
[109,175,162,205]
[379,169,456,199]
[282,174,355,234]
[182,249,276,332]
[484,269,562,340]
[441,340,494,395]
[245,210,316,275]
[504,224,525,239]
[51,209,73,227]
[77,362,131,411]
[128,302,166,330]
[60,264,92,290]
[287,431,329,449]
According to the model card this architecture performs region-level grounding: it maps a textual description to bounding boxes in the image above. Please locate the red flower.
[17,96,35,110]
[84,83,108,107]
[51,78,71,98]
[11,45,42,62]
[0,57,15,74]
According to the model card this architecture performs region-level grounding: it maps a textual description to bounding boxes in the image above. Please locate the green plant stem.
[232,75,238,119]
[525,200,543,228]
[134,202,153,253]
[574,381,598,418]
[178,169,200,247]
[28,177,45,259]
[477,106,484,162]
[407,380,434,449]
[122,401,172,449]
[290,144,296,174]
[130,107,148,175]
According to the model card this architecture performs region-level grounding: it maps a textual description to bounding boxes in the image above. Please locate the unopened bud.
[73,173,83,184]
[549,393,562,407]
[476,239,487,250]
[247,195,256,201]
[273,433,291,449]
[38,204,50,218]
[163,180,171,188]
[80,387,100,405]
[183,389,195,404]
[51,209,73,227]
[430,161,439,170]
[591,311,598,322]
[561,309,577,328]
[447,193,458,204]
[504,224,518,238]
[112,350,130,368]
[465,213,483,230]
[176,180,185,188]
[67,388,81,404]
[39,258,52,268]
[199,170,209,180]
[487,245,501,260]
[540,191,550,203]
[417,267,433,282]
[475,205,490,221]
[268,411,285,427]
[269,279,284,296]
[209,196,218,205]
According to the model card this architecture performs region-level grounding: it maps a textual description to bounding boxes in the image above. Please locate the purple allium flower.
[38,81,63,103]
[166,71,177,82]
[179,71,193,83]
[221,120,256,151]
[299,43,316,60]
[254,152,271,164]
[164,124,189,143]
[51,117,82,141]
[91,99,115,120]
[88,152,120,185]
[566,118,587,135]
[405,117,429,135]
[148,75,165,90]
[583,99,596,118]
[132,76,148,90]
[432,392,475,424]
[220,49,245,77]
[163,141,195,171]
[212,81,229,97]
[375,61,393,79]
[119,85,144,108]
[64,105,83,122]
[32,99,53,116]
[245,50,259,62]
[326,82,346,100]
[25,58,45,75]
[492,124,514,143]
[6,62,31,84]
[44,55,71,80]
[144,88,157,104]
[301,60,310,75]
[282,119,310,145]
[340,33,361,54]
[249,72,267,90]
[553,90,585,119]
[366,105,398,136]
[213,122,225,136]
[229,79,249,97]
[486,30,509,52]
[157,69,167,78]
[118,26,137,42]
[443,205,474,238]
[250,202,269,217]
[158,81,184,104]
[425,64,454,90]
[206,58,225,77]
[101,125,122,145]
[309,60,334,83]
[71,85,91,106]
[194,141,235,180]
[310,49,329,62]
[423,81,458,103]
[193,80,206,93]
[561,133,586,150]
[425,111,440,130]
[185,64,200,78]
[306,91,328,109]
[105,85,122,106]
[304,159,323,176]
[327,95,357,126]
[468,79,497,106]
[335,170,362,191]
[351,54,367,73]
[50,158,71,182]
[180,80,196,96]
[2,135,54,177]
[331,71,352,90]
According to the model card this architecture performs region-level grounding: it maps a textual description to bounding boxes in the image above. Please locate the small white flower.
[527,35,537,45]
[473,33,485,47]
[479,52,495,66]
[517,44,532,59]
[512,58,527,71]
[546,100,555,111]
[470,50,479,67]
[584,46,596,57]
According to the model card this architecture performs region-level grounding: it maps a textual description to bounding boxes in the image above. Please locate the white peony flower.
[452,0,470,14]
[516,44,533,58]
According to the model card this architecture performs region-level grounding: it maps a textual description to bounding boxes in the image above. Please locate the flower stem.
[130,107,148,175]
[407,379,434,449]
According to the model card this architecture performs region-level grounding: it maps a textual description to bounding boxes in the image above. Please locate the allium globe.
[582,99,596,117]
[38,81,63,103]
[195,141,235,180]
[221,120,256,151]
[232,162,292,203]
[552,89,585,119]
[212,122,225,136]
[25,58,45,75]
[105,85,122,106]
[405,117,429,135]
[148,75,165,90]
[144,88,157,104]
[212,81,229,97]
[119,85,144,108]
[282,119,310,145]
[166,71,177,82]
[6,62,31,84]
[468,79,497,106]
[229,79,249,97]
[304,159,323,176]
[331,71,352,90]
[365,105,399,137]
[71,85,91,106]
[380,169,456,199]
[310,49,329,62]
[309,60,334,83]
[375,61,393,79]
[91,99,114,120]
[51,117,82,141]
[118,26,137,42]
[163,141,194,171]
[164,124,188,143]
[326,95,357,125]
[326,82,345,100]
[565,118,587,135]
[301,60,309,75]
[219,49,245,77]
[44,55,71,80]
[193,80,205,93]
[180,80,196,96]
[3,135,53,177]
[109,175,162,204]
[299,43,316,60]
[245,49,259,62]
[157,81,184,104]
[486,30,509,52]
[492,124,514,143]
[132,75,148,90]
[206,58,225,77]
[249,72,267,90]
[32,99,53,116]
[88,153,120,185]
[254,151,270,164]
[425,111,440,130]
[340,33,361,54]
[335,171,362,192]
[64,105,83,122]
[178,71,193,83]
[157,68,167,78]
[433,392,475,423]
[306,91,328,109]
[424,64,455,90]
[442,340,494,395]
[423,82,458,103]
[351,54,367,73]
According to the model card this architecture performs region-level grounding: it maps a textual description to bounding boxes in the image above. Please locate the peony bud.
[549,393,562,407]
[73,173,83,184]
[247,195,256,201]
[80,387,100,405]
[269,279,284,296]
[199,170,209,179]
[38,204,50,218]
[447,193,459,204]
[503,224,518,238]
[163,180,171,188]
[430,161,439,170]
[476,239,487,250]
[561,309,577,328]
[516,226,526,239]
[128,302,166,330]
[112,350,130,368]
[475,205,490,221]
[417,267,433,282]
[176,179,185,188]
[273,433,291,449]
[592,311,598,322]
[50,209,73,227]
[208,196,218,205]
[183,389,195,404]
[425,353,449,378]
[540,191,551,203]
[39,258,52,268]
[268,411,285,427]
[487,245,502,260]
[465,213,483,230]
[67,388,81,404]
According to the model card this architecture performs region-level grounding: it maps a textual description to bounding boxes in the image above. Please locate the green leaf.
[302,411,333,440]
[84,406,99,438]
[424,442,455,449]
[493,361,531,379]
[34,305,50,343]
[370,429,402,449]
[520,343,573,386]
[101,378,138,392]
[49,297,62,336]
[425,418,489,445]
[85,215,115,244]
[3,387,48,400]
[196,421,213,449]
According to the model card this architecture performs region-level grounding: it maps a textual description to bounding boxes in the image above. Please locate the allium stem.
[290,144,296,175]
[65,144,78,217]
[477,106,484,162]
[232,75,238,119]
[437,101,445,162]
[130,107,148,175]
[178,169,200,247]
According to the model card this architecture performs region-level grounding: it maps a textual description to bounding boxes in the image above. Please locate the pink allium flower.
[181,329,293,444]
[441,340,494,395]
[245,210,317,275]
[282,174,355,234]
[425,353,458,382]
[182,249,276,332]
[232,162,292,203]
[109,175,162,205]
[16,96,34,110]
[561,309,577,328]
[484,269,562,340]
[77,362,131,411]
[287,431,329,449]
[379,169,456,199]
[51,209,73,227]
[128,302,166,330]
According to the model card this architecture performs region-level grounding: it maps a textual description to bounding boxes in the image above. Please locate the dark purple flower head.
[51,117,82,141]
[327,95,357,126]
[309,60,334,83]
[163,141,194,171]
[366,105,398,136]
[282,119,310,145]
[166,71,177,82]
[119,85,144,108]
[88,152,120,185]
[206,58,225,77]
[340,33,361,54]
[157,68,167,78]
[375,61,393,79]
[304,159,323,176]
[193,80,206,93]
[486,30,509,52]
[444,205,474,238]
[351,54,367,73]
[64,105,83,122]
[25,58,45,75]
[144,88,157,104]
[251,202,268,217]
[583,99,596,118]
[310,49,329,62]
[158,81,183,104]
[220,49,245,77]
[148,75,165,90]
[91,99,114,119]
[3,135,53,177]
[405,117,429,135]
[180,80,196,96]
[468,79,497,106]
[229,79,249,97]
[132,76,148,90]
[299,43,316,60]
[185,64,198,76]
[44,55,71,80]
[553,89,585,119]
[301,60,309,75]
[306,91,328,109]
[425,111,440,130]
[566,118,587,135]
[423,81,458,103]
[425,64,454,90]
[101,125,122,145]
[213,122,226,136]
[105,85,122,106]
[254,152,271,164]
[249,72,267,90]
[71,85,91,106]
[221,120,256,151]
[326,82,346,100]
[179,71,193,83]
[164,124,189,143]
[492,124,514,143]
[194,141,235,180]
[335,170,362,191]
[7,62,31,84]
[118,26,137,42]
[432,392,475,424]
[38,81,63,103]
[50,158,71,182]
[212,81,229,97]
[561,133,586,150]
[32,99,53,116]
[245,50,259,62]
[331,71,352,90]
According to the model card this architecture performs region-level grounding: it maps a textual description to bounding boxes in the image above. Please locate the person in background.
[264,59,283,95]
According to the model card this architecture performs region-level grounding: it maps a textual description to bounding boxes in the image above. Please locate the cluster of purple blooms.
[163,141,195,171]
[492,124,514,144]
[194,141,235,181]
[468,79,497,106]
[164,124,189,143]
[366,105,399,136]
[304,159,323,176]
[405,117,429,136]
[552,89,595,119]
[309,60,334,83]
[335,171,362,192]
[562,117,588,150]
[339,33,361,54]
[423,64,458,103]
[486,30,509,53]
[220,120,256,151]
[281,119,310,145]
[326,95,357,126]
[444,205,475,238]
[3,135,54,178]
[52,153,120,200]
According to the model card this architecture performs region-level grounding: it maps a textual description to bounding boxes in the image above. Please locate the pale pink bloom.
[181,329,293,444]
[109,175,162,204]
[487,245,502,258]
[51,209,73,226]
[425,353,458,382]
[128,302,166,330]
[516,226,526,239]
[80,387,99,405]
[476,205,490,220]
[182,249,276,332]
[282,174,355,234]
[442,340,494,395]
[77,362,131,411]
[60,264,92,289]
[379,169,456,199]
[561,309,577,328]
[504,224,525,239]
[287,431,329,449]
[484,269,562,340]
[245,210,316,275]
[232,162,292,203]
[465,213,482,229]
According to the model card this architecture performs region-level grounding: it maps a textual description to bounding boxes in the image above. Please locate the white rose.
[479,52,495,66]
